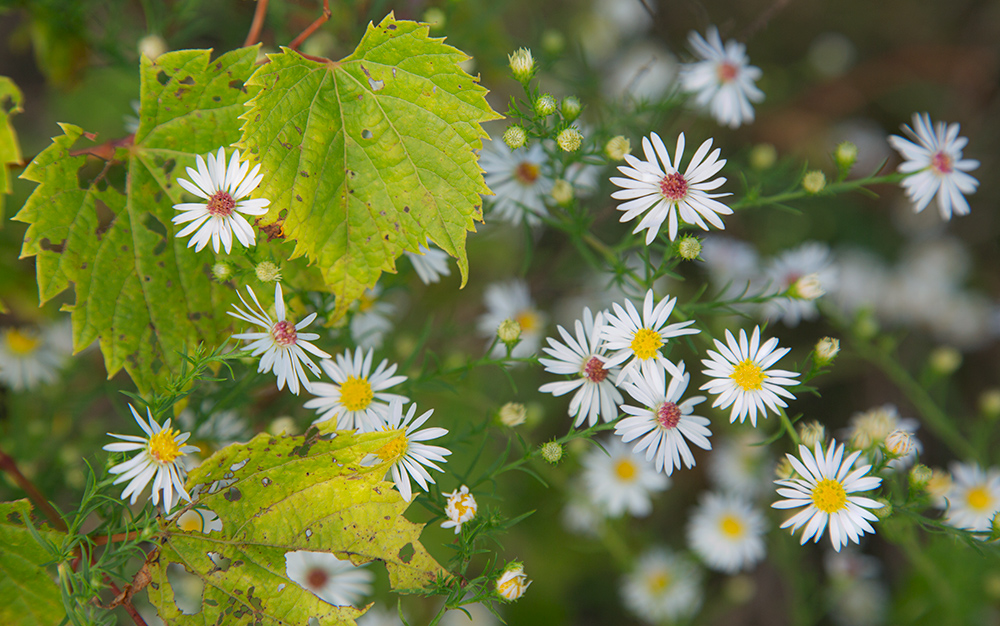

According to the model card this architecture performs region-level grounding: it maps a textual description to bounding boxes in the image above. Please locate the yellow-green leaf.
[0,76,24,222]
[0,500,66,626]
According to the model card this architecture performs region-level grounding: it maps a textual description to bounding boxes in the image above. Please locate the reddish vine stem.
[0,445,68,533]
[243,0,270,48]
[288,0,332,51]
[90,531,142,547]
[107,578,149,626]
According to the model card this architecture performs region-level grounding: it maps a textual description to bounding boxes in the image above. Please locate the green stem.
[731,173,906,211]
[778,409,802,446]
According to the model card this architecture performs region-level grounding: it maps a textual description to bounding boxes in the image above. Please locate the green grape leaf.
[239,13,500,318]
[0,76,24,222]
[0,500,66,626]
[15,48,260,393]
[148,430,448,625]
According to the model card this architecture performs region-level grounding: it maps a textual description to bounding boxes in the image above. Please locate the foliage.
[0,500,66,626]
[0,76,23,223]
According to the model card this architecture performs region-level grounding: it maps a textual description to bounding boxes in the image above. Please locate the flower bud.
[980,389,1000,420]
[814,337,840,366]
[873,497,892,520]
[550,179,573,205]
[556,127,582,152]
[499,402,527,427]
[677,236,701,260]
[750,143,777,170]
[497,318,521,344]
[928,346,961,376]
[535,94,557,117]
[774,457,795,480]
[138,34,168,60]
[509,48,535,82]
[255,261,282,283]
[441,485,477,534]
[541,30,565,55]
[802,170,827,194]
[789,273,824,300]
[422,7,446,30]
[798,421,826,448]
[834,141,858,171]
[909,464,932,489]
[503,125,527,150]
[212,262,233,282]
[268,416,298,436]
[884,430,916,458]
[540,441,563,464]
[605,135,631,161]
[561,96,582,121]
[496,562,531,601]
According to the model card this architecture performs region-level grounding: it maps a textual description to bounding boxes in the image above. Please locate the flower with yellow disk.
[364,400,450,502]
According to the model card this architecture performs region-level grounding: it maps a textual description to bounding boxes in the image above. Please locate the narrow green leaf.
[0,76,24,222]
[0,500,66,626]
[239,13,501,318]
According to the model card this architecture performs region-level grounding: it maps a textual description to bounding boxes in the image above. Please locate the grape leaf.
[0,76,24,223]
[148,430,448,625]
[0,500,66,626]
[239,13,500,318]
[15,48,259,393]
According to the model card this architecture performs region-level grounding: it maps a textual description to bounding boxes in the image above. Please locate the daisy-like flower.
[496,562,531,601]
[942,462,1000,533]
[772,440,883,552]
[405,242,452,285]
[304,347,408,433]
[172,147,270,254]
[229,283,331,395]
[476,280,547,359]
[700,326,799,426]
[103,404,199,512]
[621,548,702,623]
[284,551,373,606]
[0,321,72,391]
[480,140,553,227]
[173,507,223,534]
[887,112,980,220]
[760,242,839,327]
[679,26,764,129]
[602,289,699,384]
[616,360,712,475]
[686,492,766,573]
[610,132,731,244]
[582,437,670,517]
[364,400,450,502]
[441,485,478,534]
[538,307,624,428]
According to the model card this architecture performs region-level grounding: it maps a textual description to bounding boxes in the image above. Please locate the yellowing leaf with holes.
[0,500,66,626]
[239,13,500,318]
[15,48,259,393]
[148,430,449,625]
[0,76,24,223]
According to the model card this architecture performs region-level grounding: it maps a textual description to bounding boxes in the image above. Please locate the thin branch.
[243,0,270,48]
[288,0,332,51]
[107,579,149,626]
[0,445,68,533]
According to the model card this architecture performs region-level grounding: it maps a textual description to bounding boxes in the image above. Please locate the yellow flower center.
[6,329,40,355]
[375,434,408,461]
[646,571,670,594]
[811,478,848,514]
[359,292,376,313]
[452,495,476,519]
[340,376,374,412]
[730,358,766,391]
[614,458,637,481]
[719,514,745,538]
[630,328,663,360]
[148,428,183,464]
[516,310,539,333]
[966,486,992,512]
[177,510,204,532]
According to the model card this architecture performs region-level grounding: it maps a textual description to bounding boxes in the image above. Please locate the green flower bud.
[556,127,582,152]
[677,236,702,260]
[509,48,535,82]
[605,135,631,161]
[750,143,777,170]
[503,125,527,150]
[540,441,563,464]
[802,170,827,194]
[535,94,557,117]
[834,141,858,171]
[561,96,582,121]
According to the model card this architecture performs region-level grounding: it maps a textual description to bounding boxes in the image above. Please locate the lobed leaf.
[239,13,501,318]
[0,76,24,222]
[0,500,66,626]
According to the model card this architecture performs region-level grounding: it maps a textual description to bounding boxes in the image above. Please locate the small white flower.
[364,400,450,502]
[405,242,452,284]
[229,283,331,395]
[477,280,546,359]
[350,287,396,350]
[538,307,624,428]
[616,360,712,475]
[582,437,669,517]
[441,485,478,534]
[888,112,980,220]
[0,322,71,391]
[496,563,531,601]
[610,132,731,244]
[480,140,553,227]
[172,147,270,254]
[680,26,764,129]
[103,404,199,512]
[601,289,699,384]
[772,440,883,552]
[943,462,1000,533]
[700,326,799,426]
[304,347,408,432]
[760,242,838,327]
[686,492,766,573]
[173,507,223,534]
[284,550,373,606]
[707,433,773,498]
[621,548,702,623]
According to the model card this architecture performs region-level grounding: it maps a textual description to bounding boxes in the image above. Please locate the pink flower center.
[656,402,681,430]
[514,162,540,185]
[717,61,738,83]
[659,172,688,201]
[206,191,236,217]
[930,151,953,174]
[583,356,609,383]
[270,320,297,346]
[306,567,329,589]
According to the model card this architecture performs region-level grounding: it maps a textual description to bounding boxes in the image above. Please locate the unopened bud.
[814,337,840,366]
[557,127,582,152]
[212,262,233,282]
[798,421,826,448]
[497,318,521,344]
[981,389,1000,419]
[605,135,631,161]
[540,441,563,464]
[496,562,531,601]
[854,311,879,340]
[422,7,446,30]
[677,236,701,260]
[255,261,282,283]
[928,346,961,376]
[503,125,527,150]
[775,457,795,480]
[802,170,827,194]
[873,498,892,519]
[834,141,858,172]
[789,273,824,300]
[268,416,298,436]
[499,402,527,427]
[551,179,573,205]
[909,464,932,489]
[509,48,535,82]
[884,430,916,458]
[138,34,168,60]
[561,96,582,121]
[750,143,777,170]
[541,29,565,55]
[535,94,557,117]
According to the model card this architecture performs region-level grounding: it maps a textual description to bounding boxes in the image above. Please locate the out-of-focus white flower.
[480,140,553,227]
[285,551,373,606]
[604,43,678,101]
[680,26,764,128]
[0,321,72,391]
[760,242,838,327]
[350,287,395,350]
[477,280,546,359]
[173,507,223,534]
[943,462,1000,533]
[700,236,761,302]
[406,242,452,284]
[846,404,920,469]
[707,434,773,497]
[582,437,669,517]
[687,492,766,573]
[621,548,702,623]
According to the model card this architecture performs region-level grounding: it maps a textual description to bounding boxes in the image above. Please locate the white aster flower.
[350,287,396,350]
[617,360,712,475]
[887,112,980,220]
[405,242,452,284]
[0,322,71,391]
[476,280,546,359]
[441,485,478,534]
[680,26,764,129]
[356,606,405,626]
[943,462,1000,533]
[582,437,669,517]
[284,550,373,606]
[772,440,883,552]
[846,404,920,469]
[610,132,731,244]
[480,140,553,227]
[686,492,766,573]
[496,562,531,601]
[173,507,223,534]
[760,242,839,327]
[621,548,702,623]
[539,307,624,428]
[707,433,774,497]
[700,326,799,426]
[602,289,699,384]
[304,347,408,433]
[172,147,270,254]
[364,400,450,502]
[103,404,199,512]
[229,283,331,395]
